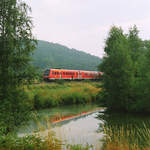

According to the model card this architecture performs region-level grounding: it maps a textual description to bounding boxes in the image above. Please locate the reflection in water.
[52,112,104,148]
[18,104,104,149]
[18,104,150,149]
[97,112,150,150]
[18,104,100,134]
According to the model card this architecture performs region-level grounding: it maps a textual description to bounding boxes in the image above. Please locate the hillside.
[32,40,101,71]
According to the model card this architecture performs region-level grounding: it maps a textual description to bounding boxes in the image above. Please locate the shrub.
[0,134,62,150]
[0,89,31,135]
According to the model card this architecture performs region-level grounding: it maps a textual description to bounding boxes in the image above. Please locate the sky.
[26,0,150,58]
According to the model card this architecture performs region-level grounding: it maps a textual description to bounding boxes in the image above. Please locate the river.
[18,104,150,149]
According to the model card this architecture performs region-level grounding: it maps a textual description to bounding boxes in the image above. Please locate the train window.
[57,72,59,75]
[55,72,57,75]
[44,70,49,76]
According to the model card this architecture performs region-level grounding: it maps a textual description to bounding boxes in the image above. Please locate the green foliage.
[0,0,36,134]
[0,89,32,135]
[32,40,101,71]
[99,25,150,112]
[99,26,134,111]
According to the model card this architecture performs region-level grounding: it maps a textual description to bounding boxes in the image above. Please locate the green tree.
[133,40,150,112]
[99,26,134,111]
[99,26,150,113]
[0,0,36,134]
[126,26,146,112]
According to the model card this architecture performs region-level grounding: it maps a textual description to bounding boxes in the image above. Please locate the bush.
[0,89,31,135]
[0,134,62,150]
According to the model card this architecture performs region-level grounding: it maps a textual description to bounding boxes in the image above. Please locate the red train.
[43,68,102,81]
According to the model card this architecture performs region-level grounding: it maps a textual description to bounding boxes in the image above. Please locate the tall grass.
[24,81,101,110]
[102,123,150,150]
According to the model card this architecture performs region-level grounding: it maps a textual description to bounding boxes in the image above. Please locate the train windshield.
[44,69,50,76]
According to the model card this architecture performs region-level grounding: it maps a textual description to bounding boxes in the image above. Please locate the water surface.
[18,104,150,149]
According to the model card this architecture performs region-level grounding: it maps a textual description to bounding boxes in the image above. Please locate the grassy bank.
[24,81,101,110]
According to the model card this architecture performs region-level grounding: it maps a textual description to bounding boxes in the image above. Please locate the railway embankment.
[24,81,101,110]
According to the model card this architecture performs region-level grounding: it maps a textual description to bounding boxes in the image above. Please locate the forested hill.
[32,40,101,71]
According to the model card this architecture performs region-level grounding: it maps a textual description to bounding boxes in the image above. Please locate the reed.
[102,123,150,150]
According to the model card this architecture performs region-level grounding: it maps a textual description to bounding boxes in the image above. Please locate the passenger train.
[43,68,102,81]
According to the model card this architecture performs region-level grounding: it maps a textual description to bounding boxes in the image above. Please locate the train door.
[60,72,62,79]
[79,71,81,79]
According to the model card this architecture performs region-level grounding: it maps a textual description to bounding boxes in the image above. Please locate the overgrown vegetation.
[98,25,150,113]
[98,113,150,150]
[24,82,101,110]
[0,135,93,150]
[0,132,62,150]
[67,144,94,150]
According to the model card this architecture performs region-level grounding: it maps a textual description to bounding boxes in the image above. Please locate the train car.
[43,68,102,81]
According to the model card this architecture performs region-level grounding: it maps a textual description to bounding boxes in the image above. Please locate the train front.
[43,69,51,81]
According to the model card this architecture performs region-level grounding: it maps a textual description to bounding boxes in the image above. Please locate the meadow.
[24,81,101,110]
